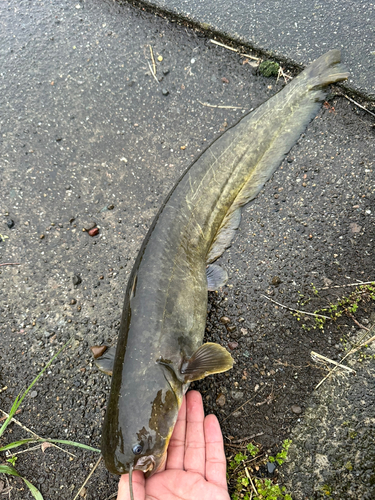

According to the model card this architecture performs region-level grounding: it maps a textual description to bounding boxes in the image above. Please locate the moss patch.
[259,60,280,77]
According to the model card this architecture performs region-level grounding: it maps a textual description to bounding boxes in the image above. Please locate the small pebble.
[267,462,276,474]
[350,222,362,233]
[291,404,302,414]
[30,390,38,398]
[162,88,169,96]
[220,316,231,324]
[88,227,99,237]
[73,275,82,286]
[6,219,14,229]
[216,393,226,407]
[232,391,243,400]
[228,341,238,350]
[271,276,282,286]
[79,487,87,497]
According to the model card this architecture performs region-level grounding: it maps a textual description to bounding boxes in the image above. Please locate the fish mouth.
[134,455,156,475]
[152,452,167,475]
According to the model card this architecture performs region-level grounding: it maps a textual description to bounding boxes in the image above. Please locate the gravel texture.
[281,321,375,500]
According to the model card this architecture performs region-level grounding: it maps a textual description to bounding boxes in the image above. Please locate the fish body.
[97,50,348,476]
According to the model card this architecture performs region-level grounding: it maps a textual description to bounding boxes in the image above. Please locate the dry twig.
[261,294,331,320]
[350,334,375,354]
[147,61,159,84]
[222,386,265,423]
[103,494,117,500]
[319,280,375,290]
[0,409,75,458]
[315,324,375,389]
[0,263,21,267]
[311,351,356,374]
[0,409,21,423]
[342,94,375,118]
[72,456,102,500]
[210,39,260,61]
[276,67,293,84]
[149,45,156,76]
[247,471,258,496]
[227,432,264,444]
[197,100,246,110]
[348,314,370,331]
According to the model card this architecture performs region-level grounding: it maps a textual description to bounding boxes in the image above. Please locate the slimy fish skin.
[92,50,348,477]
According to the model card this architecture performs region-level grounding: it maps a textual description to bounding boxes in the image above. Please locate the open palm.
[117,390,230,500]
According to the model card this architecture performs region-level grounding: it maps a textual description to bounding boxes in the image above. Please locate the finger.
[204,414,228,491]
[117,470,145,500]
[184,390,206,475]
[165,393,187,470]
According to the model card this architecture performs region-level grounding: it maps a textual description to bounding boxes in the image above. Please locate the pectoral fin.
[90,345,116,376]
[180,343,233,383]
[206,264,228,290]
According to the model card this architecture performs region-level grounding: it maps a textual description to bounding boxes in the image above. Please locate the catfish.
[92,49,348,478]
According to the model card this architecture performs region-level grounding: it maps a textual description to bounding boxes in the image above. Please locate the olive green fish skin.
[100,50,348,475]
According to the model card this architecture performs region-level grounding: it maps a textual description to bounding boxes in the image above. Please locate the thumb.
[117,470,146,500]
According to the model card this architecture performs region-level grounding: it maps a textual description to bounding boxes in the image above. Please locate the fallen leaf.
[41,442,53,453]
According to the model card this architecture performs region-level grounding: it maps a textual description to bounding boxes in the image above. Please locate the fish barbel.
[92,50,348,476]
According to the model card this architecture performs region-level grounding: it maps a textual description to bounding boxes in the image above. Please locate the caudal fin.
[304,49,349,90]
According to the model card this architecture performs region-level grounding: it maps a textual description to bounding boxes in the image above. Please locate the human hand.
[117,390,230,500]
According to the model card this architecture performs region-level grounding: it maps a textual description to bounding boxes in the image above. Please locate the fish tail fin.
[207,50,348,264]
[303,49,349,92]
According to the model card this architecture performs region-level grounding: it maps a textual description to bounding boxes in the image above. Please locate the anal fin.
[207,208,241,264]
[206,264,228,290]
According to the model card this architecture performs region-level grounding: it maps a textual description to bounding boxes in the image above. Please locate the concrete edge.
[120,0,375,103]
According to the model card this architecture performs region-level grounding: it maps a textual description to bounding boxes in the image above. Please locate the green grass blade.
[0,438,38,452]
[16,338,72,408]
[0,394,21,438]
[0,464,19,474]
[0,337,72,438]
[43,439,101,453]
[21,477,45,500]
[0,464,44,500]
[0,437,101,453]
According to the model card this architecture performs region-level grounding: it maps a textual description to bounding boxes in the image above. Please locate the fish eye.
[132,444,143,455]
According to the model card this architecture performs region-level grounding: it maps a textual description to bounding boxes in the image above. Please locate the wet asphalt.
[129,0,375,99]
[0,1,374,499]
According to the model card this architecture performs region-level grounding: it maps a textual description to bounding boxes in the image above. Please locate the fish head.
[101,360,184,477]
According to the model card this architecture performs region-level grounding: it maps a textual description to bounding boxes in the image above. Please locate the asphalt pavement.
[130,0,375,99]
